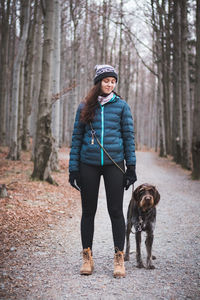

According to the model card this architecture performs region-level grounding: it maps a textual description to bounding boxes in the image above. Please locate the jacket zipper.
[101,105,104,166]
[99,96,116,166]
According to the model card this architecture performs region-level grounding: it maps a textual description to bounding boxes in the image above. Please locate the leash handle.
[90,122,125,174]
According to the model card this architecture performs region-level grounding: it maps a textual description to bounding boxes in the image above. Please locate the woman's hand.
[123,165,137,190]
[69,171,81,191]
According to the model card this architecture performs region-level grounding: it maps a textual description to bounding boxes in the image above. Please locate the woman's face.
[101,77,116,94]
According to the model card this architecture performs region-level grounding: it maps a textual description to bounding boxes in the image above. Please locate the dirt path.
[1,151,200,300]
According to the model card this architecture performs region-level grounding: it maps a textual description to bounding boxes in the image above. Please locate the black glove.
[69,171,81,191]
[123,165,137,190]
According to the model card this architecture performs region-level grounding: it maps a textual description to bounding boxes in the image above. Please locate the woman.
[69,64,136,278]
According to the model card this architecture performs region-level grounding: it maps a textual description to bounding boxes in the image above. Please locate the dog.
[124,183,160,269]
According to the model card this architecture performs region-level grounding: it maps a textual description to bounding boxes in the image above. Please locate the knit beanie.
[94,64,118,85]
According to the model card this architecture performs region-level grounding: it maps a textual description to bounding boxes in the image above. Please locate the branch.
[133,42,158,77]
[86,6,155,55]
[51,81,76,105]
[125,29,158,77]
[86,6,157,75]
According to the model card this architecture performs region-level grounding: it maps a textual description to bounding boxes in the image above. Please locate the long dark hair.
[80,82,101,123]
[80,81,121,124]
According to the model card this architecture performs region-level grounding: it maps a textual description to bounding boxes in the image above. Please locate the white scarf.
[98,92,114,106]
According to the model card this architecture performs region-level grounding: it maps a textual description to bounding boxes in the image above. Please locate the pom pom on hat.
[94,64,118,85]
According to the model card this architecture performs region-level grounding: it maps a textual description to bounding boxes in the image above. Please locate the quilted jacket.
[69,94,136,172]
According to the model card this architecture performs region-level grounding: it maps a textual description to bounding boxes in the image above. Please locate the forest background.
[0,0,200,183]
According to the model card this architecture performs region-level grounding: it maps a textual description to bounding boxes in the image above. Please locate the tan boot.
[114,250,126,278]
[80,248,94,275]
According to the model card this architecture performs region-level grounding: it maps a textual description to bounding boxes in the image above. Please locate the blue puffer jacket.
[69,94,136,172]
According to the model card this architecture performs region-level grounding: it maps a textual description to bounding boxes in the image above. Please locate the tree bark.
[172,0,182,164]
[30,1,43,160]
[118,0,123,95]
[191,0,200,179]
[17,57,25,159]
[161,0,171,155]
[51,0,61,171]
[22,3,38,151]
[7,0,31,160]
[31,0,55,184]
[0,0,11,145]
[180,0,191,169]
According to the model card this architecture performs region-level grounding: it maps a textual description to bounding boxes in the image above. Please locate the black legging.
[80,162,125,251]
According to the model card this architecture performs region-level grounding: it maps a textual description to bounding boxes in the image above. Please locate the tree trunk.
[180,0,191,169]
[6,0,17,146]
[101,0,107,62]
[191,0,200,179]
[31,0,55,184]
[67,0,81,146]
[22,4,37,151]
[60,6,67,146]
[124,46,131,103]
[162,0,171,155]
[134,60,139,149]
[30,0,42,160]
[17,58,25,159]
[118,0,123,95]
[7,0,31,160]
[51,0,61,171]
[0,0,11,145]
[172,0,182,164]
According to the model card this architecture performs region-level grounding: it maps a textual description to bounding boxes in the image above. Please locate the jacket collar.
[98,93,118,106]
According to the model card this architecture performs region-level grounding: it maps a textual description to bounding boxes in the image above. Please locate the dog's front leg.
[136,231,144,268]
[124,221,132,261]
[145,231,155,269]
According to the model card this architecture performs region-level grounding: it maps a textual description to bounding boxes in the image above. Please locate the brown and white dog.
[124,183,160,269]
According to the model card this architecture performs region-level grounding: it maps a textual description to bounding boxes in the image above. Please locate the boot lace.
[81,249,91,265]
[115,252,123,266]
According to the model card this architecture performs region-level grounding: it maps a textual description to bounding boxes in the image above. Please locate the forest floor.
[0,147,200,300]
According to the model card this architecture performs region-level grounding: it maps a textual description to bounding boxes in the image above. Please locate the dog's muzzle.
[140,195,154,210]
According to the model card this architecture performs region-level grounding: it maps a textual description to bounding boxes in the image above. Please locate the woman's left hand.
[123,165,137,190]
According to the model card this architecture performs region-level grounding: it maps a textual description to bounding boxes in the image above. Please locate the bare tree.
[192,0,200,179]
[30,0,43,160]
[0,0,11,145]
[180,0,191,169]
[22,3,38,151]
[31,0,55,183]
[172,0,182,164]
[51,0,61,171]
[1,0,197,179]
[118,0,124,95]
[7,0,31,160]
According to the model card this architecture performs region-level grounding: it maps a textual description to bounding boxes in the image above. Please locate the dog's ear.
[133,186,141,203]
[153,187,160,205]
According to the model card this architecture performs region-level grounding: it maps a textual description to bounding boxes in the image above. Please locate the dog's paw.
[146,264,156,270]
[124,255,129,261]
[136,262,145,268]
